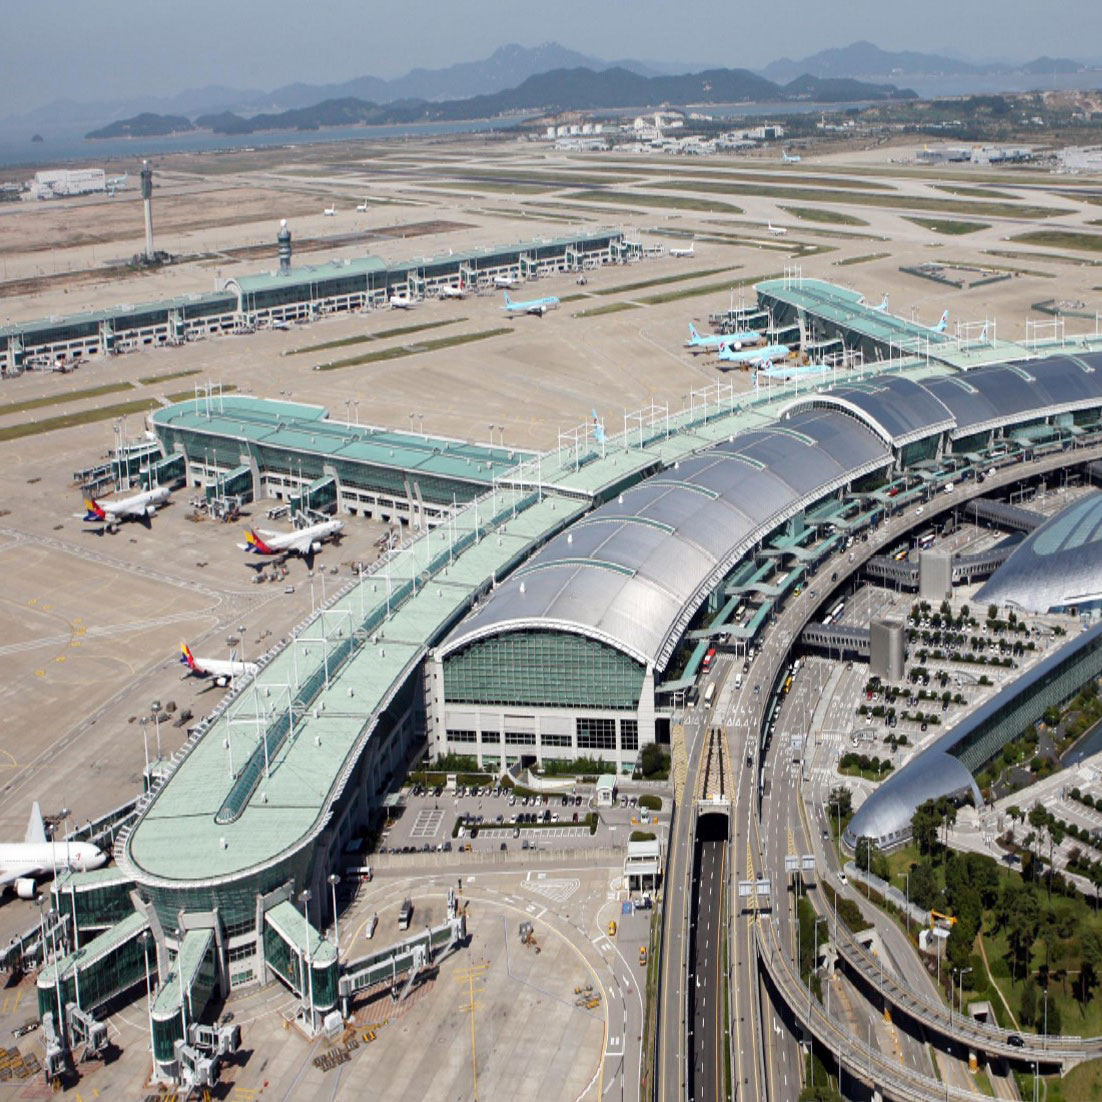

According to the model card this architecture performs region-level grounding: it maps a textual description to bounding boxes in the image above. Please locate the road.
[689,822,727,1102]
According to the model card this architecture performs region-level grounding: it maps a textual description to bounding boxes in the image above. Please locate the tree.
[1005,888,1042,983]
[1020,978,1038,1027]
[855,836,889,880]
[912,800,941,857]
[1044,998,1062,1036]
[908,860,941,912]
[1079,928,1102,1007]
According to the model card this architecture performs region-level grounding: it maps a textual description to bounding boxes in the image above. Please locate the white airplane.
[669,242,695,258]
[81,485,171,531]
[179,641,258,688]
[932,309,950,333]
[717,343,790,369]
[439,282,467,300]
[389,292,416,309]
[239,518,343,567]
[767,222,788,236]
[0,804,106,900]
[870,294,889,312]
[355,200,370,212]
[323,206,336,217]
[492,275,519,289]
[782,151,801,163]
[106,172,128,197]
[502,291,559,317]
[685,323,762,354]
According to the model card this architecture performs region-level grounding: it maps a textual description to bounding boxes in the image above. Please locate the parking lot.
[377,782,667,858]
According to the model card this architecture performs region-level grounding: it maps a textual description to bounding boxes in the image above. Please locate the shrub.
[639,795,662,812]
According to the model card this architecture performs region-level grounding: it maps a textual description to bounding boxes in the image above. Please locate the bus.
[703,682,716,707]
[917,531,936,551]
[828,601,845,622]
[398,899,414,930]
[702,646,716,673]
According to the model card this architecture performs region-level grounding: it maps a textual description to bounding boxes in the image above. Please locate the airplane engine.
[310,541,323,553]
[15,878,37,900]
[216,676,229,688]
[731,341,743,351]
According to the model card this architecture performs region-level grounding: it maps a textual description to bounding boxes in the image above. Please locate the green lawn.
[573,302,639,318]
[636,179,1068,220]
[779,205,868,226]
[1043,1057,1102,1101]
[285,318,462,356]
[137,369,202,385]
[0,381,134,416]
[835,252,892,266]
[589,266,736,296]
[313,327,511,370]
[1010,230,1102,254]
[571,189,744,215]
[904,216,991,235]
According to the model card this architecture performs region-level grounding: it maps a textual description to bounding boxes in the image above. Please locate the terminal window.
[576,717,616,750]
[447,729,477,743]
[540,733,572,747]
[479,730,501,744]
[505,731,536,746]
[620,719,639,751]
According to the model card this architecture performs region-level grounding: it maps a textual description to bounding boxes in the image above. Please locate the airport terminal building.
[24,276,1102,1084]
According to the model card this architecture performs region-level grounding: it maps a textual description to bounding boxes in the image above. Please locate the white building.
[30,168,106,199]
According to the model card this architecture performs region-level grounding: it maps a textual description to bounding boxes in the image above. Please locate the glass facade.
[444,630,645,709]
[620,719,639,751]
[577,717,617,751]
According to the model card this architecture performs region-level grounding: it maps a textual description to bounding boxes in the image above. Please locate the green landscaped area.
[573,301,640,319]
[285,318,462,356]
[848,793,1102,1045]
[933,184,1017,200]
[625,167,896,191]
[905,216,991,235]
[1040,1057,1102,1101]
[639,179,1069,220]
[779,206,869,226]
[589,266,736,296]
[1010,230,1102,254]
[313,327,511,370]
[138,369,202,386]
[419,180,551,195]
[0,386,237,442]
[0,381,134,417]
[835,252,892,266]
[637,272,781,307]
[571,190,744,216]
[987,248,1102,268]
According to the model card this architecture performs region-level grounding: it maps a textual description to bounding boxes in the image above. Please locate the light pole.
[238,625,247,666]
[140,930,155,1080]
[151,700,162,762]
[328,874,341,968]
[953,965,972,1031]
[300,889,315,1031]
[139,716,150,780]
[1043,986,1048,1050]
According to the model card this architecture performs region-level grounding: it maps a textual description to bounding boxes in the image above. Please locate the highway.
[656,437,1102,1101]
[689,819,727,1102]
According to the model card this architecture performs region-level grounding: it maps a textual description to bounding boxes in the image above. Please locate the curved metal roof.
[781,376,955,448]
[783,353,1102,448]
[844,751,981,850]
[976,491,1102,613]
[439,408,891,671]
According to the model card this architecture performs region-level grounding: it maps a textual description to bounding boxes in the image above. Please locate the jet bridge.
[338,889,466,1016]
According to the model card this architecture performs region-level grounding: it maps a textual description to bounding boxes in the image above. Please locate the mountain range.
[759,40,1087,84]
[7,40,1102,142]
[88,67,914,140]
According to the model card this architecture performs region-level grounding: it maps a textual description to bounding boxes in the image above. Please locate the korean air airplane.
[502,291,559,317]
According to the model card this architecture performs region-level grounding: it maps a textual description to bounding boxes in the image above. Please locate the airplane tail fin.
[689,323,700,341]
[242,528,272,554]
[83,496,105,521]
[25,802,47,846]
[503,292,512,307]
[980,322,989,343]
[934,309,949,332]
[180,641,198,671]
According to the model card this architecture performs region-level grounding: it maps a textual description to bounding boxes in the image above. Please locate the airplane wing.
[0,867,37,888]
[283,532,316,555]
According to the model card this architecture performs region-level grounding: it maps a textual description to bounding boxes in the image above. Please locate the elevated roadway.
[656,437,1102,1101]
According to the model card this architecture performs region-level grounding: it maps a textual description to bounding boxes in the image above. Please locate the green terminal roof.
[266,899,337,963]
[151,927,213,1022]
[123,487,584,887]
[152,395,529,489]
[227,256,388,296]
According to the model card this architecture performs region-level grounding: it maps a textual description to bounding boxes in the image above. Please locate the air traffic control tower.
[140,160,155,262]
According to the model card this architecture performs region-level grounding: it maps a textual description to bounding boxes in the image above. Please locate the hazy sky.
[4,0,1101,115]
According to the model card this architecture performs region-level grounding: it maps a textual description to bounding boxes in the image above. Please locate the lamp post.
[1043,987,1048,1051]
[953,966,972,1032]
[139,716,150,780]
[151,700,162,763]
[238,625,247,666]
[328,874,341,968]
[300,889,315,1031]
[139,930,155,1080]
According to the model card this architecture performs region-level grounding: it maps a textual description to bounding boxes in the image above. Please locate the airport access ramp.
[338,899,466,1016]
